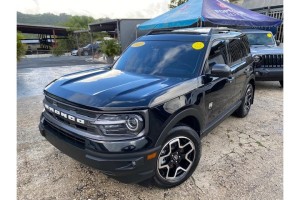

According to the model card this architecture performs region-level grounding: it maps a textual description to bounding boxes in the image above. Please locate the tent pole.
[136,25,138,39]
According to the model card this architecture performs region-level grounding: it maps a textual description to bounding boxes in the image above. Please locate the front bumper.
[255,67,283,81]
[39,114,160,183]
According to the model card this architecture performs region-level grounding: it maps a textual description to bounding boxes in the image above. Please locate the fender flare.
[155,107,205,147]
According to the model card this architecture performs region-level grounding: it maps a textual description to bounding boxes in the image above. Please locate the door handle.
[244,68,250,74]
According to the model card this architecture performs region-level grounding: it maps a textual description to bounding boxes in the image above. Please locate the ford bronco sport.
[39,27,255,188]
[241,29,283,87]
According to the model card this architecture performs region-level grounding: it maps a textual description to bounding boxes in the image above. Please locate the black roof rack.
[146,28,176,35]
[146,27,240,36]
[208,27,239,35]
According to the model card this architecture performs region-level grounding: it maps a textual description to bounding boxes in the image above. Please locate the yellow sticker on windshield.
[267,33,272,38]
[131,42,145,47]
[192,42,205,50]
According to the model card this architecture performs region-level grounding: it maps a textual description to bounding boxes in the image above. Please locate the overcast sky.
[17,0,170,19]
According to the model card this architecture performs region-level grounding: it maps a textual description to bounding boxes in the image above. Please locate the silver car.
[71,49,78,56]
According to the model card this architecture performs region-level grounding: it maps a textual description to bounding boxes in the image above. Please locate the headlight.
[93,114,144,136]
[253,55,262,63]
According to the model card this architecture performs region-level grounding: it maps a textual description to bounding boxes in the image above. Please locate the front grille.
[45,95,97,118]
[260,54,283,68]
[45,110,97,133]
[44,119,85,149]
[44,94,101,135]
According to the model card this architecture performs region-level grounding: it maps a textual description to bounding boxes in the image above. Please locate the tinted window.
[241,35,251,55]
[113,41,205,78]
[228,37,249,65]
[205,40,227,74]
[92,44,99,48]
[246,33,275,46]
[208,40,227,65]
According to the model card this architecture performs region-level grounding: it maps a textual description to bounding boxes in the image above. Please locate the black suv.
[39,28,255,188]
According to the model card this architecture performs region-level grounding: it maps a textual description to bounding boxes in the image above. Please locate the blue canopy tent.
[137,0,282,30]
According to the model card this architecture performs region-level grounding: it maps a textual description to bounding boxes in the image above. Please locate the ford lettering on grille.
[44,104,85,125]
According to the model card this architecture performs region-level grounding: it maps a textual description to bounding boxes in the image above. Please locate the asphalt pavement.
[17,56,107,98]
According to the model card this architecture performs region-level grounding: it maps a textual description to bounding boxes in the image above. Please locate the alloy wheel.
[244,85,253,112]
[157,136,195,182]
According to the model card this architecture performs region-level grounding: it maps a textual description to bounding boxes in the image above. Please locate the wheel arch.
[155,107,204,147]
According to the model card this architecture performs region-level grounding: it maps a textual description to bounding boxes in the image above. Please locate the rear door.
[227,36,252,102]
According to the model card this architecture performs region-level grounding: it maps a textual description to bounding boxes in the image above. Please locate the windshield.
[246,33,275,46]
[84,44,91,48]
[113,40,205,78]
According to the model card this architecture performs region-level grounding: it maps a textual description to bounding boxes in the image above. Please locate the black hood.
[45,68,195,110]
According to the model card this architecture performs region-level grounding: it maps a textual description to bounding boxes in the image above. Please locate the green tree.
[59,16,107,52]
[64,16,95,29]
[17,32,27,61]
[17,12,72,26]
[169,0,188,9]
[101,39,121,57]
[51,42,66,56]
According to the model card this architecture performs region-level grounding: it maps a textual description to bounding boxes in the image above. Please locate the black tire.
[233,83,254,118]
[279,80,283,88]
[153,126,201,188]
[83,51,89,56]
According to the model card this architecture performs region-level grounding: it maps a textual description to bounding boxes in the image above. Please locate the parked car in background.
[71,49,78,56]
[241,29,283,87]
[78,43,101,56]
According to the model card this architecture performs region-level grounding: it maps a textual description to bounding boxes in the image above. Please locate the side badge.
[209,102,213,110]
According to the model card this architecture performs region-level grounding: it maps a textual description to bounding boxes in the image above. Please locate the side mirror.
[211,63,231,77]
[276,40,281,46]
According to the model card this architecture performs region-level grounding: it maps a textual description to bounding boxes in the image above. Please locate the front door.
[202,39,237,125]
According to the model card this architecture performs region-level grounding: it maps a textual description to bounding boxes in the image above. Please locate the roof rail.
[146,28,177,36]
[146,27,240,36]
[208,27,239,35]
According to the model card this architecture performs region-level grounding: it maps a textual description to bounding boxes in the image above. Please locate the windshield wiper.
[101,65,112,70]
[263,44,274,47]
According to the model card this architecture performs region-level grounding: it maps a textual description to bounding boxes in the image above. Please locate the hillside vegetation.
[17,12,73,26]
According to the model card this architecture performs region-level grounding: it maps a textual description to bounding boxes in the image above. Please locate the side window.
[241,35,250,55]
[205,40,227,74]
[228,36,249,66]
